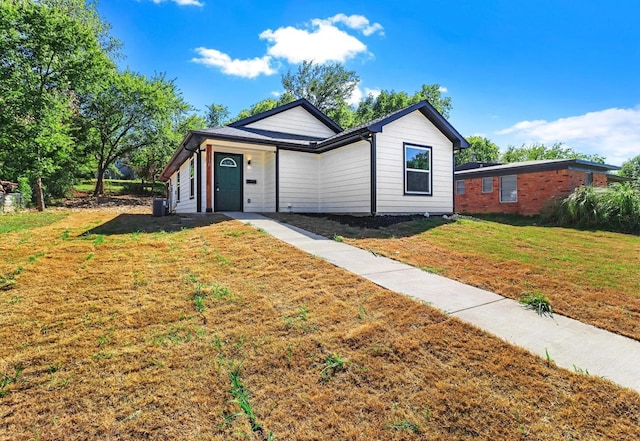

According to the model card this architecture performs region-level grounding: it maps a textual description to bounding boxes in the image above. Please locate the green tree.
[79,70,189,196]
[0,0,114,210]
[455,136,501,167]
[353,85,452,127]
[501,143,605,163]
[282,60,359,121]
[620,154,640,190]
[128,113,206,187]
[205,103,230,127]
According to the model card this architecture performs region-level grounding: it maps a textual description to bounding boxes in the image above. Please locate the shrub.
[546,183,640,234]
[17,176,32,208]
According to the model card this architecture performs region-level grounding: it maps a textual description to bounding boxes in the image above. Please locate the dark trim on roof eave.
[368,100,469,149]
[228,98,343,133]
[455,161,620,179]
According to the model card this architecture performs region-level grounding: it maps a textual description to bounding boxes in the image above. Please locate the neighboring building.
[160,99,469,215]
[454,159,621,216]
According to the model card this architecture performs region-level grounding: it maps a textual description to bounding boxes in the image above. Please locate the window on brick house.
[500,175,517,202]
[585,172,593,186]
[482,177,493,193]
[456,180,465,195]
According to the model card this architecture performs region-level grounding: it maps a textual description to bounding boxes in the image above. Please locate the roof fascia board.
[228,98,343,133]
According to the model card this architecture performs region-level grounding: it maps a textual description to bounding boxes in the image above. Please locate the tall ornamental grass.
[549,183,640,233]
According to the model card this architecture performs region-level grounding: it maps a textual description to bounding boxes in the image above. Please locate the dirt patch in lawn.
[268,213,640,342]
[0,208,639,440]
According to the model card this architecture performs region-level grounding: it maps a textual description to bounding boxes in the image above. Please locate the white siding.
[174,156,196,214]
[278,150,319,212]
[319,141,370,213]
[245,106,336,138]
[375,110,454,214]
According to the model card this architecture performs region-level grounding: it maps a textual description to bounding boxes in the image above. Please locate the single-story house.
[159,98,469,215]
[454,159,621,216]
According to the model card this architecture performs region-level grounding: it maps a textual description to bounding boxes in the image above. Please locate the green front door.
[214,152,243,211]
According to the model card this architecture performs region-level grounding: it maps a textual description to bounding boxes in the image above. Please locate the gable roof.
[160,99,469,181]
[455,159,621,179]
[317,100,469,150]
[229,98,343,133]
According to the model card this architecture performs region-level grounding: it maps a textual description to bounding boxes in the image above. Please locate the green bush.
[17,177,32,208]
[546,183,640,233]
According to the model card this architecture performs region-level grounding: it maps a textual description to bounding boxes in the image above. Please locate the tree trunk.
[93,167,105,197]
[35,177,45,212]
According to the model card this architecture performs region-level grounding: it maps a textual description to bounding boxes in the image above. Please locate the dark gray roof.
[160,99,469,181]
[455,159,621,179]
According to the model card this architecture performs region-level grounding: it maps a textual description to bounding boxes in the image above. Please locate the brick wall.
[454,169,609,216]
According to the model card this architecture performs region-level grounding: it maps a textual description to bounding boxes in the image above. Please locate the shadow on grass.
[84,213,229,235]
[267,213,450,239]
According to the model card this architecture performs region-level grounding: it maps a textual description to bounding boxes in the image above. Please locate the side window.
[456,180,465,195]
[482,177,493,193]
[176,171,181,202]
[189,157,195,199]
[585,172,593,186]
[404,144,432,195]
[500,175,517,202]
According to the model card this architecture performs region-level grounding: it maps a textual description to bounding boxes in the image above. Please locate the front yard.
[1,208,639,440]
[268,213,640,342]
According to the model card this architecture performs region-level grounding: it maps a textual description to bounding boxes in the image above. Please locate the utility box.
[152,198,167,217]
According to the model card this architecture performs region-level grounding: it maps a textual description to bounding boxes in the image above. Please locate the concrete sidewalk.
[225,212,640,393]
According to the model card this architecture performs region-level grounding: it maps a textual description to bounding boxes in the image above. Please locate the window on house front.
[500,175,517,202]
[482,177,493,193]
[404,144,432,195]
[220,157,237,167]
[189,157,195,199]
[585,172,593,186]
[456,180,465,195]
[176,171,181,202]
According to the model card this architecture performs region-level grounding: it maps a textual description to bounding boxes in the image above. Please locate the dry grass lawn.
[1,208,639,440]
[268,213,640,342]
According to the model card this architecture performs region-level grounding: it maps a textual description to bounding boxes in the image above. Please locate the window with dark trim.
[456,179,465,195]
[585,172,593,186]
[176,171,181,202]
[404,143,432,195]
[500,175,517,203]
[189,157,195,199]
[482,177,493,193]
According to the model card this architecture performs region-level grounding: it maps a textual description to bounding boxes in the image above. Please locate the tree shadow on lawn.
[83,213,229,235]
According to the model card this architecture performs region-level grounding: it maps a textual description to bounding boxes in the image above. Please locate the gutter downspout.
[359,133,376,216]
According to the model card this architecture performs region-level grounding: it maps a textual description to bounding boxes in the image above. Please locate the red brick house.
[454,159,621,216]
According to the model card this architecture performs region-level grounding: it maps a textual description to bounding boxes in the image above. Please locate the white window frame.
[176,171,181,202]
[500,175,517,203]
[456,179,465,195]
[220,157,238,168]
[482,177,493,193]
[404,143,432,196]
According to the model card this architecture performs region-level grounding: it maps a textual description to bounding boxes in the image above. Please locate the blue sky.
[98,0,640,165]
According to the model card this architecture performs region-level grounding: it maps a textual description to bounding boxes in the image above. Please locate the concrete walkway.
[225,212,640,393]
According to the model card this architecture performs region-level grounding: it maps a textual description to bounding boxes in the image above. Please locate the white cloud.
[327,13,384,36]
[496,106,640,165]
[438,86,448,93]
[260,20,368,64]
[151,0,203,6]
[270,90,282,97]
[347,87,381,106]
[194,13,380,78]
[191,48,276,78]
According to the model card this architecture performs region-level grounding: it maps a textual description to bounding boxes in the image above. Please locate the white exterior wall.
[174,155,197,214]
[278,150,319,212]
[245,106,336,138]
[375,110,454,214]
[318,141,370,213]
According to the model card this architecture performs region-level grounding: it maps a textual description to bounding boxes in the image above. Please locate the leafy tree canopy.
[205,103,230,127]
[455,136,501,167]
[620,154,640,190]
[501,143,605,164]
[0,0,115,209]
